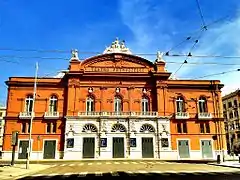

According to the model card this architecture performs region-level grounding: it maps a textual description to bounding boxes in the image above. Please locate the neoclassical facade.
[3,39,226,160]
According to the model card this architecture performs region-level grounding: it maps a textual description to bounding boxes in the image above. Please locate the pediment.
[81,53,154,73]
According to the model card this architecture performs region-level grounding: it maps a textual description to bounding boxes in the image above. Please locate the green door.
[178,140,190,158]
[43,140,56,159]
[18,140,29,159]
[113,137,124,158]
[201,140,213,158]
[82,138,95,158]
[142,137,154,158]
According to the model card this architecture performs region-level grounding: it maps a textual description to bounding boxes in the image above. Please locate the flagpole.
[26,62,38,169]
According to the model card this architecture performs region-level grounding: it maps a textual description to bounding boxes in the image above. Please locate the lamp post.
[26,62,38,169]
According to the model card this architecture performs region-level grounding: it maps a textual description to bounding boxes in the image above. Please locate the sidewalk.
[0,164,51,180]
[0,159,216,164]
[209,161,240,169]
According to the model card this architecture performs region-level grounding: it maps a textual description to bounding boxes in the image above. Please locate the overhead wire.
[192,69,240,79]
[171,28,206,77]
[196,0,207,29]
[0,14,231,57]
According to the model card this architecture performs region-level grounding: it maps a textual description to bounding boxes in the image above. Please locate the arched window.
[198,96,207,113]
[86,96,94,112]
[111,123,126,132]
[142,96,149,113]
[114,96,122,113]
[176,96,185,112]
[25,95,33,113]
[140,124,155,133]
[49,95,58,113]
[82,123,97,132]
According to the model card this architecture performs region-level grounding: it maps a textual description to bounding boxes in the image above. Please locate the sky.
[0,0,239,105]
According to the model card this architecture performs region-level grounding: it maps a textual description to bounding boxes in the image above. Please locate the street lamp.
[26,62,38,169]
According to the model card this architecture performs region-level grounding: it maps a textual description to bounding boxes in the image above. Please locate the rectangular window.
[66,138,74,148]
[47,123,51,133]
[46,122,57,133]
[27,122,30,133]
[234,99,238,107]
[183,122,187,133]
[52,122,57,133]
[234,110,239,118]
[177,123,182,133]
[21,122,26,133]
[229,111,234,119]
[200,122,210,133]
[205,123,210,133]
[161,138,169,148]
[21,122,30,133]
[223,104,226,110]
[228,101,232,108]
[200,123,205,133]
[177,122,187,133]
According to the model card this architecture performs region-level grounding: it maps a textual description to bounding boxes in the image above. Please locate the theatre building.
[2,39,226,160]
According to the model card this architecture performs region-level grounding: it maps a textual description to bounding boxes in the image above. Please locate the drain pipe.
[156,117,160,159]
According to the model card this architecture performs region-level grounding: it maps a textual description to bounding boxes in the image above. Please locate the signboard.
[85,67,148,73]
[11,131,19,146]
[101,138,107,147]
[130,138,137,147]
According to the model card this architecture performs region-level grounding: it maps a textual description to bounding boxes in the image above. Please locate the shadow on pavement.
[17,172,240,180]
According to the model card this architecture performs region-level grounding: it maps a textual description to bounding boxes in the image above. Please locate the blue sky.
[0,0,239,105]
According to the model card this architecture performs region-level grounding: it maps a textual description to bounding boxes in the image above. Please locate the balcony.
[77,111,158,118]
[175,112,189,119]
[44,111,60,119]
[19,112,35,119]
[198,112,212,120]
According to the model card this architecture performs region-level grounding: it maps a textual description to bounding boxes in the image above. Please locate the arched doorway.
[140,124,155,158]
[111,123,127,158]
[82,123,98,158]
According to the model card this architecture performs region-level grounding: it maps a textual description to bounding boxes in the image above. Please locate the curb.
[0,159,216,164]
[208,163,240,169]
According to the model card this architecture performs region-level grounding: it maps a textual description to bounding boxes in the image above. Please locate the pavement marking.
[63,173,73,176]
[131,162,138,164]
[87,163,93,165]
[95,172,103,176]
[111,171,119,176]
[138,170,148,173]
[156,162,163,164]
[78,163,84,166]
[126,171,137,176]
[114,162,120,164]
[164,171,178,173]
[123,162,129,164]
[60,164,65,166]
[32,174,44,177]
[140,162,146,164]
[150,171,163,174]
[78,172,88,176]
[106,162,112,165]
[69,164,75,166]
[148,162,154,164]
[96,162,102,165]
[48,173,60,176]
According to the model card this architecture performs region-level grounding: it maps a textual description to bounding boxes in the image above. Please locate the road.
[14,160,240,179]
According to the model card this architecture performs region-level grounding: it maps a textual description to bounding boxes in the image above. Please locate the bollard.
[217,155,221,164]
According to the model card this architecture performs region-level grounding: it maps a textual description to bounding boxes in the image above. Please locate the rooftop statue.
[71,49,79,59]
[103,38,132,54]
[156,51,165,62]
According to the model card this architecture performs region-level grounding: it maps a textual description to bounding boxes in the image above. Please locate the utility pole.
[26,62,38,169]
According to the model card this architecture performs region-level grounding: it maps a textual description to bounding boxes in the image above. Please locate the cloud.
[119,0,240,95]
